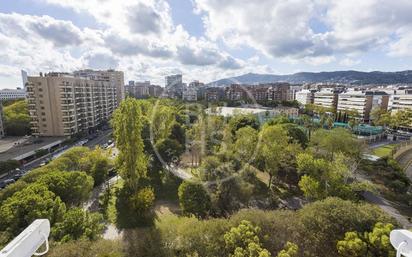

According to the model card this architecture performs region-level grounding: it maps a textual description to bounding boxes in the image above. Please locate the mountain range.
[208,70,412,86]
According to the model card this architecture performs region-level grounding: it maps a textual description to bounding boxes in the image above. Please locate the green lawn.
[372,144,396,157]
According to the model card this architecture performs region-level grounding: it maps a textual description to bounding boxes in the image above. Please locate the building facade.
[0,88,26,100]
[165,74,183,99]
[295,90,314,105]
[182,87,198,101]
[313,89,339,109]
[389,89,412,113]
[266,83,293,102]
[125,81,150,98]
[337,90,373,121]
[73,69,125,104]
[26,72,119,137]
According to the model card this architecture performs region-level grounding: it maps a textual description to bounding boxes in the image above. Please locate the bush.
[178,181,211,218]
[47,239,124,257]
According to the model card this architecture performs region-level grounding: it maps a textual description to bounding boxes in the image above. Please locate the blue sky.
[1,0,412,89]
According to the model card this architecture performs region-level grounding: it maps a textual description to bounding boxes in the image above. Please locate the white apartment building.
[337,90,372,121]
[389,89,412,112]
[0,88,26,100]
[295,90,313,105]
[313,89,338,109]
[73,69,125,104]
[26,72,119,137]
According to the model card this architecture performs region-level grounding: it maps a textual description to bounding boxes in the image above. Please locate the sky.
[1,0,412,89]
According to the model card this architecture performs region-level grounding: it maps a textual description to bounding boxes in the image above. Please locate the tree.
[112,98,148,191]
[229,114,260,136]
[0,160,20,176]
[298,175,322,200]
[224,220,271,257]
[0,183,66,244]
[310,128,362,160]
[277,242,298,257]
[178,181,211,218]
[234,126,259,163]
[52,208,104,242]
[48,146,90,171]
[3,100,31,136]
[169,122,186,146]
[280,123,308,148]
[155,138,185,165]
[296,153,359,200]
[298,197,394,257]
[257,125,289,188]
[37,171,94,205]
[337,223,395,257]
[80,147,113,186]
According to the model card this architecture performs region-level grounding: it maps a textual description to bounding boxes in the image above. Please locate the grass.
[372,144,396,157]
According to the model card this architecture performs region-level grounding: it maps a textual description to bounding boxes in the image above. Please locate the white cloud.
[339,57,361,67]
[194,0,412,60]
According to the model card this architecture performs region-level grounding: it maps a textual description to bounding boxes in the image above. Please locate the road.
[395,148,412,181]
[355,171,412,228]
[0,130,113,185]
[362,191,412,228]
[168,165,193,181]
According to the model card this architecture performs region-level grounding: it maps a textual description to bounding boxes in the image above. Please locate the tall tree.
[112,98,148,191]
[257,125,289,188]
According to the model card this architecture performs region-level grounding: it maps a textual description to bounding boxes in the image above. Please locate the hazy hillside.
[208,70,412,86]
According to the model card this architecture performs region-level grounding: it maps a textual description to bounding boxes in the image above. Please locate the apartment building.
[295,90,314,105]
[0,104,4,138]
[337,90,389,121]
[182,87,198,101]
[313,89,339,109]
[73,69,125,104]
[266,83,293,102]
[0,88,26,100]
[165,74,183,99]
[250,86,270,101]
[26,72,119,137]
[225,84,246,101]
[125,81,150,98]
[205,87,223,101]
[389,89,412,113]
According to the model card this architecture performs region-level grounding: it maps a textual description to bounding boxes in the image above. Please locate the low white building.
[389,89,412,113]
[206,106,298,119]
[0,88,26,100]
[295,90,314,105]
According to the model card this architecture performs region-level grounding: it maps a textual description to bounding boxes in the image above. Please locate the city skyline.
[1,0,412,89]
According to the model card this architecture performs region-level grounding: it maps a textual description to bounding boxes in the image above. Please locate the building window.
[41,112,46,116]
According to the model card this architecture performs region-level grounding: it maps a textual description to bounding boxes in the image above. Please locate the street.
[0,130,114,187]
